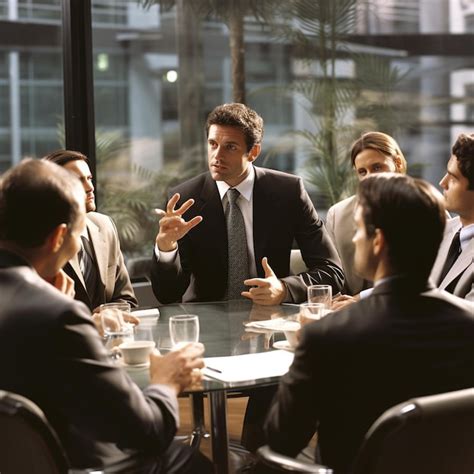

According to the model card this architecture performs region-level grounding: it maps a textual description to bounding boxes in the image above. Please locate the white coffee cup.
[283,321,301,348]
[119,340,156,365]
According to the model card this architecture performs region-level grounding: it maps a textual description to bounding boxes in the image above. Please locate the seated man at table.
[0,159,211,473]
[265,173,474,473]
[43,149,138,312]
[432,132,474,300]
[151,102,343,305]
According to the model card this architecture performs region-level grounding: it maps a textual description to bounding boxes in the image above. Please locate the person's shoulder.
[255,166,300,183]
[170,171,210,197]
[87,211,114,228]
[327,195,356,215]
[6,267,91,323]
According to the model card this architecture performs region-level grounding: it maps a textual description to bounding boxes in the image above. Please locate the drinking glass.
[299,302,325,327]
[99,302,134,358]
[169,314,199,350]
[307,284,332,309]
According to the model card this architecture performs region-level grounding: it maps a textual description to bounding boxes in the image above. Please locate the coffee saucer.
[272,340,294,352]
[119,361,150,369]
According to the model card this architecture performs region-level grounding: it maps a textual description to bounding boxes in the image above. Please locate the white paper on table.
[131,308,160,318]
[203,350,294,382]
[244,318,299,331]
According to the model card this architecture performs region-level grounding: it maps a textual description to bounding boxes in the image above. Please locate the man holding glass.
[151,103,344,306]
[0,159,211,473]
[265,173,474,473]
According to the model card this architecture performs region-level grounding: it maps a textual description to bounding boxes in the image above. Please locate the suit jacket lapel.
[86,216,107,288]
[198,174,228,265]
[440,238,473,289]
[431,217,460,282]
[252,167,272,276]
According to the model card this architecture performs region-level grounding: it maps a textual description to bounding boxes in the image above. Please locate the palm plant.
[139,0,284,104]
[266,0,410,206]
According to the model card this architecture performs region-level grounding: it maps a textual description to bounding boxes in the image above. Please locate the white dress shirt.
[155,166,258,278]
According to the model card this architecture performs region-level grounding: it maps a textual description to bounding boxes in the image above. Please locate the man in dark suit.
[151,103,343,305]
[265,173,474,473]
[43,150,138,312]
[0,159,211,473]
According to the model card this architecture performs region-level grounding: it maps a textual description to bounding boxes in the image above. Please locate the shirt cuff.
[359,287,374,299]
[154,244,178,263]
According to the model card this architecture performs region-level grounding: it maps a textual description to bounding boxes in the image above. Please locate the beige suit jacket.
[68,212,137,310]
[430,216,474,302]
[326,195,371,295]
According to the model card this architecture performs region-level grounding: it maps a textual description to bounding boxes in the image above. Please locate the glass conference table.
[127,300,299,473]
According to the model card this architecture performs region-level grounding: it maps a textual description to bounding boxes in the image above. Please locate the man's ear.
[46,224,68,254]
[247,144,261,163]
[372,228,386,257]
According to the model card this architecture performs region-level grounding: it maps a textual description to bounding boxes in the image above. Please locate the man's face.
[354,149,399,181]
[64,160,95,212]
[352,205,377,280]
[49,191,86,277]
[439,155,473,220]
[207,125,259,187]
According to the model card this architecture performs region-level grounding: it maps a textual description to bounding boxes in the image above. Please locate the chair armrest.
[256,445,333,473]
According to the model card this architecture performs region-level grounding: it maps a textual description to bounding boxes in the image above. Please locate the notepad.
[203,350,294,382]
[132,308,160,318]
[244,318,300,332]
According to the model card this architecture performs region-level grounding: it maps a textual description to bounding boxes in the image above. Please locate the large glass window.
[1,0,472,279]
[0,0,63,171]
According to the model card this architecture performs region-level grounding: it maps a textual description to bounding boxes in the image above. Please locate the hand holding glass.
[99,302,134,358]
[169,314,200,350]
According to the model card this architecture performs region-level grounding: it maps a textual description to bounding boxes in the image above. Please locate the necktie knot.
[227,188,240,205]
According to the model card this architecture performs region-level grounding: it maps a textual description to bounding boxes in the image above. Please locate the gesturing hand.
[242,257,287,306]
[154,193,203,252]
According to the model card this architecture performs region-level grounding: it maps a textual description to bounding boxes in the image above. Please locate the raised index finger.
[166,193,181,214]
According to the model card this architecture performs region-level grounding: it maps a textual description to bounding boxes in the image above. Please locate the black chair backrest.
[353,388,474,474]
[0,390,70,474]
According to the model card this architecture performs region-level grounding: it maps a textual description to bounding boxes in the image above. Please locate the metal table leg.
[190,392,208,449]
[209,390,229,474]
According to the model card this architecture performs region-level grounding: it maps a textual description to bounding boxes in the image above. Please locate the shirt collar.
[460,223,474,251]
[215,165,255,202]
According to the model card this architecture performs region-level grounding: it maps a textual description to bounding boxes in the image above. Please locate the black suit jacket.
[0,249,178,469]
[265,277,474,473]
[151,166,343,303]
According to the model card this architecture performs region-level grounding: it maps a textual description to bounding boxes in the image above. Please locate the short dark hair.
[0,159,83,248]
[205,103,264,152]
[350,131,407,174]
[452,133,474,190]
[43,149,89,167]
[357,173,446,281]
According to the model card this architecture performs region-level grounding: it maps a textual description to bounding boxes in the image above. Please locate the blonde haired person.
[326,132,407,295]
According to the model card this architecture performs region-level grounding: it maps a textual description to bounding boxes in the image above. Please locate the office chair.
[256,387,474,474]
[0,390,159,474]
[0,390,69,474]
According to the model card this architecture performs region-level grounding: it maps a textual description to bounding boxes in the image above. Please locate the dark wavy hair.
[452,133,474,190]
[206,103,264,152]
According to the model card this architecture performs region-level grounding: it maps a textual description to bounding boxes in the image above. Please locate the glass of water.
[99,302,134,359]
[307,284,332,309]
[169,314,199,350]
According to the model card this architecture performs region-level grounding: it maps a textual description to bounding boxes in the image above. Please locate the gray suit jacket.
[66,212,137,310]
[325,195,371,295]
[151,166,344,304]
[0,249,177,468]
[430,216,473,302]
